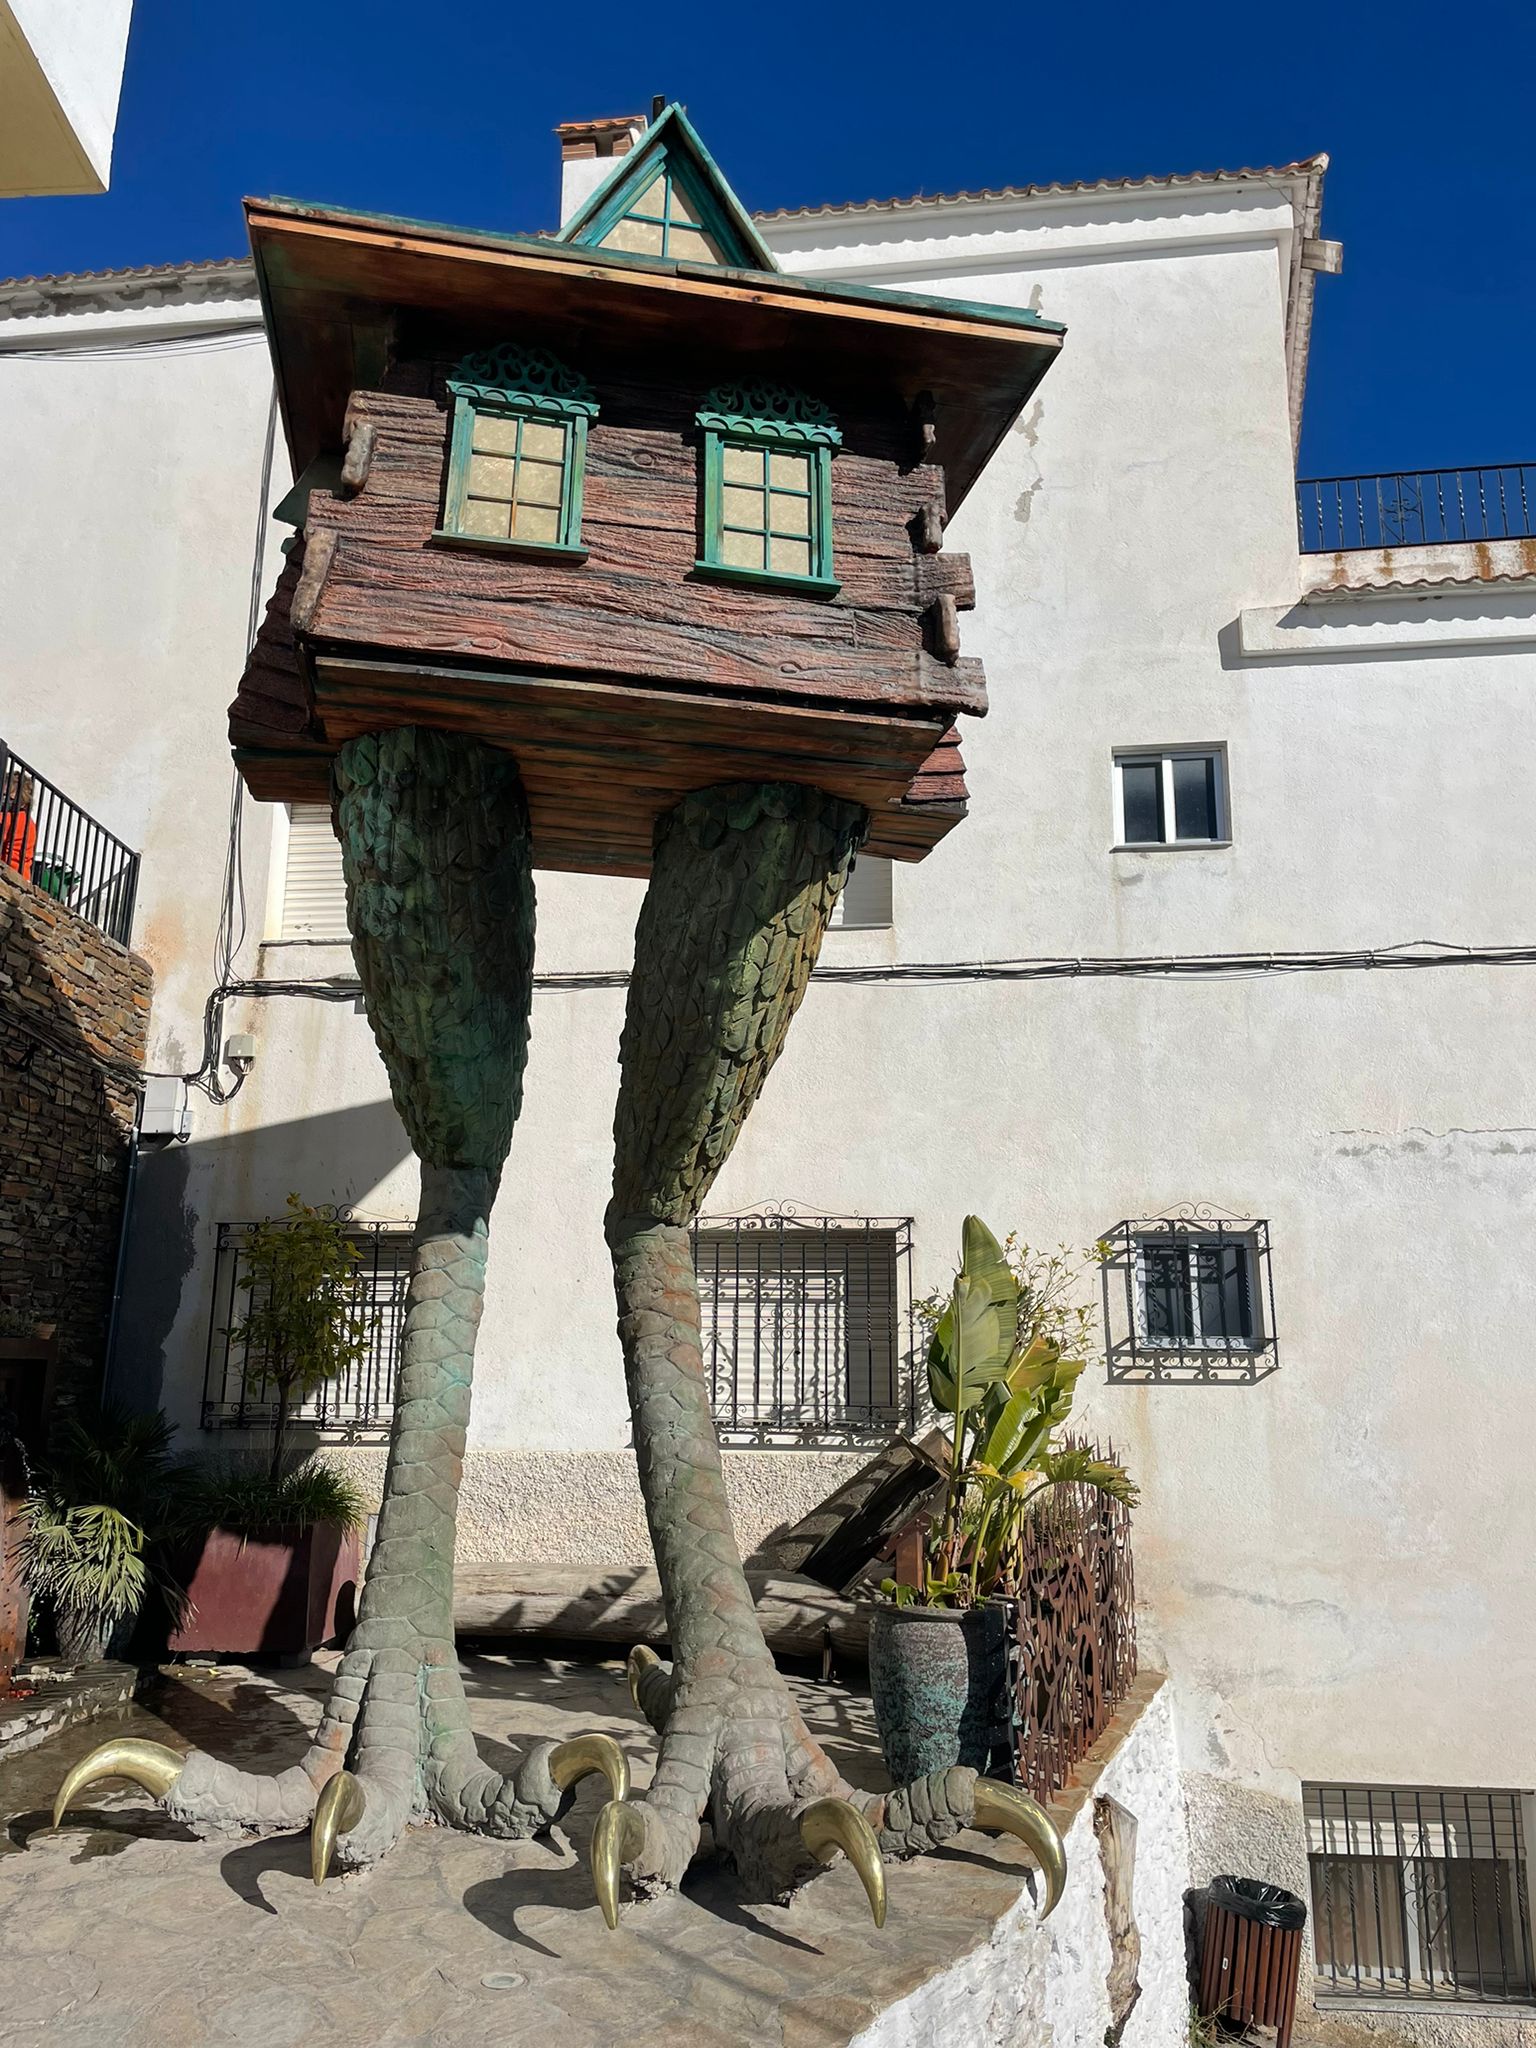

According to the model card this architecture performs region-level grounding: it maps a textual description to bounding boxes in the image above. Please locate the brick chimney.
[557,113,647,227]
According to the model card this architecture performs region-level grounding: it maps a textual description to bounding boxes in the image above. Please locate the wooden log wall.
[229,344,981,865]
[304,358,980,720]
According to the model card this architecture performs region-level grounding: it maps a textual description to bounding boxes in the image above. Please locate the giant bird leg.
[58,730,624,1869]
[593,782,1066,1919]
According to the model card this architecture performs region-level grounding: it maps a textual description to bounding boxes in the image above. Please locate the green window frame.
[694,385,841,596]
[435,344,598,559]
[587,164,735,264]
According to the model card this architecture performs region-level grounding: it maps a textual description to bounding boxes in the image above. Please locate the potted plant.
[868,1217,1136,1782]
[16,1405,188,1662]
[167,1197,374,1660]
[167,1460,368,1661]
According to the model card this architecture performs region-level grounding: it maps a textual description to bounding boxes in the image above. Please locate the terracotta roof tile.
[755,157,1328,225]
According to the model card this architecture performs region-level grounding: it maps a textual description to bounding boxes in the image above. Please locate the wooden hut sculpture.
[59,107,1068,1933]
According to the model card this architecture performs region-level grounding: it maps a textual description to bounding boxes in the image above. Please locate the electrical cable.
[0,326,264,364]
[184,937,1536,1023]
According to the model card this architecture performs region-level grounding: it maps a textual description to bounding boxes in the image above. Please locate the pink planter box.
[169,1523,361,1660]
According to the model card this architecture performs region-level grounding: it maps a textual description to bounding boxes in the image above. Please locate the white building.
[2,118,1533,2034]
[1,0,135,197]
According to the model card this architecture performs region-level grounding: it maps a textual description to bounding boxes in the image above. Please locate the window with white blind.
[1306,1783,1535,2005]
[692,1215,915,1442]
[279,805,349,940]
[829,854,892,930]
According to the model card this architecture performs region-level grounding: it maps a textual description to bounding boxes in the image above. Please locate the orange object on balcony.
[0,810,36,882]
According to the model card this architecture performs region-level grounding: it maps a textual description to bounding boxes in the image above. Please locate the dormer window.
[438,344,597,558]
[597,170,727,263]
[695,386,841,596]
[557,102,780,273]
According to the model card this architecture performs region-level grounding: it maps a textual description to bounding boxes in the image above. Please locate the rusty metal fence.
[1001,1453,1138,1804]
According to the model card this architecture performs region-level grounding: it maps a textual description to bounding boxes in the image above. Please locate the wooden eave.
[245,196,1064,509]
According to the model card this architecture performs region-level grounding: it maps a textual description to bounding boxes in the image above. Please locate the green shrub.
[180,1459,369,1537]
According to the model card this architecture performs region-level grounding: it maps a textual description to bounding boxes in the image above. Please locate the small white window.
[279,804,349,940]
[1113,748,1227,847]
[1134,1232,1258,1352]
[830,854,893,930]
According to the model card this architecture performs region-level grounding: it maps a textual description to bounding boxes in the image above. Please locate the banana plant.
[882,1217,1136,1608]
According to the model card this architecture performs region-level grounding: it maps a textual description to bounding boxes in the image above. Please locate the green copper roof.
[256,193,1065,339]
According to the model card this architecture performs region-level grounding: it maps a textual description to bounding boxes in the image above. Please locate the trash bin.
[1197,1875,1307,2048]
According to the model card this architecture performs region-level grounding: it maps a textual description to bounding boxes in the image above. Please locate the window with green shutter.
[437,344,598,559]
[695,386,840,596]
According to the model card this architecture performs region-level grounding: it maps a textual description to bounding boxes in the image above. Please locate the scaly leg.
[591,783,1064,1921]
[56,729,625,1871]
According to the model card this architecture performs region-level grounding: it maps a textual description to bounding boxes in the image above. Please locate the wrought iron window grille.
[1101,1209,1277,1384]
[690,1206,917,1445]
[1306,1783,1535,2007]
[201,1215,412,1440]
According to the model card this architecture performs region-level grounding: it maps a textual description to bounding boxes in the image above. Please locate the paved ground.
[0,1649,1043,2047]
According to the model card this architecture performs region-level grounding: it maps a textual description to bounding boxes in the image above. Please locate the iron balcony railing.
[0,740,141,948]
[1297,465,1536,554]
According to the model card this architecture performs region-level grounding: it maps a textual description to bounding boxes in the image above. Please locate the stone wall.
[861,1675,1192,2048]
[0,861,150,1415]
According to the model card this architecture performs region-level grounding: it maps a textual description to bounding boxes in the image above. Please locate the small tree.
[228,1196,370,1480]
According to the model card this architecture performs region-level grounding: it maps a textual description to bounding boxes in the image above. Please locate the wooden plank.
[452,1563,868,1659]
[312,656,947,806]
[317,390,944,617]
[308,559,982,717]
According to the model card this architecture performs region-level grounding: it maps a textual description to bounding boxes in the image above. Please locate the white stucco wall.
[1,0,134,194]
[3,155,1533,2012]
[862,1682,1191,2048]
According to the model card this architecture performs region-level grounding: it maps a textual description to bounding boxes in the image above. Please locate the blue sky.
[4,0,1532,478]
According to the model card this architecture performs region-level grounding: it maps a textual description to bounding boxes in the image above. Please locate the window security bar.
[1306,1783,1535,2006]
[1102,1211,1278,1384]
[202,1218,413,1439]
[692,1211,917,1444]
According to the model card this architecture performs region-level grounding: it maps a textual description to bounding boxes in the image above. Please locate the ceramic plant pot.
[867,1600,1007,1783]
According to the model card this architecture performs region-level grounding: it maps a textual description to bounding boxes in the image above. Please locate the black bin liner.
[1211,1875,1307,1930]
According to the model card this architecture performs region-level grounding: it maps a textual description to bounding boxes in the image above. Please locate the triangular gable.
[557,103,779,272]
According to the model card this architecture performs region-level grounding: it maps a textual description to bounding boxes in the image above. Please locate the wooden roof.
[245,195,1063,510]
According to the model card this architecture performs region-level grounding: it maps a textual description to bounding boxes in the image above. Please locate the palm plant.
[17,1405,188,1658]
[885,1217,1136,1608]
